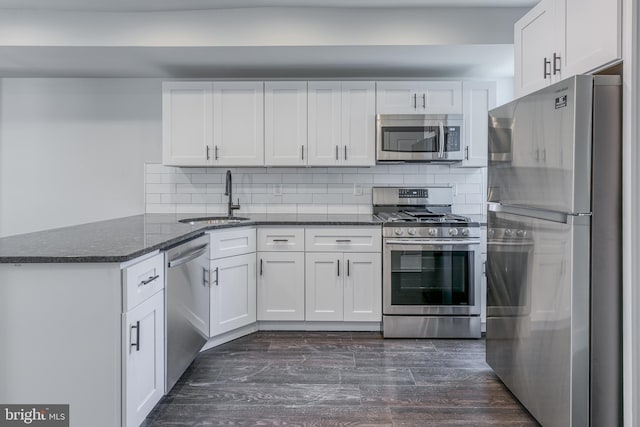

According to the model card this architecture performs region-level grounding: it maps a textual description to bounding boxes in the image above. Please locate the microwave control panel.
[445,127,460,152]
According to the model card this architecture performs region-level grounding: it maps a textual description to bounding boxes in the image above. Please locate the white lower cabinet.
[210,252,257,336]
[305,252,381,322]
[123,290,165,427]
[257,251,305,321]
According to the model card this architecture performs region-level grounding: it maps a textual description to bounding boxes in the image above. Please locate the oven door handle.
[385,239,480,246]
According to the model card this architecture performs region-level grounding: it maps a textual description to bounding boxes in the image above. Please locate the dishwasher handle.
[167,244,208,268]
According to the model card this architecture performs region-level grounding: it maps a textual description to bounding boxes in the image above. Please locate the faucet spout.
[225,170,240,216]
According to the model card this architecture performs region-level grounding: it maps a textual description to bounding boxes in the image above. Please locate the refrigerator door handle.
[488,203,591,225]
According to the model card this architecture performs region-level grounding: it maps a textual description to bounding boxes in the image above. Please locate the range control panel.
[398,188,429,199]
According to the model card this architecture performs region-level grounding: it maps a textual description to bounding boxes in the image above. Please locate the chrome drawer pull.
[140,274,160,286]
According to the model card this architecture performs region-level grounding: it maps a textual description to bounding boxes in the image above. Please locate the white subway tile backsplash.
[146,183,175,194]
[373,174,404,184]
[191,174,224,184]
[176,183,207,194]
[144,163,486,216]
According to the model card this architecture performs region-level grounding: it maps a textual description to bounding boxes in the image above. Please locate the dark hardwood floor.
[144,331,540,426]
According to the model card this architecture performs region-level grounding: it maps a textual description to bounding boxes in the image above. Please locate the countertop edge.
[0,218,382,264]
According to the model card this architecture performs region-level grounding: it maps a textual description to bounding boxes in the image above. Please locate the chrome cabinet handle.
[301,145,304,160]
[140,274,159,286]
[422,93,426,109]
[260,259,263,276]
[335,239,351,243]
[203,267,210,287]
[214,267,219,286]
[131,321,140,352]
[337,259,340,277]
[215,145,219,160]
[206,146,211,160]
[543,57,551,78]
[413,93,417,109]
[465,146,469,160]
[273,239,289,242]
[335,145,339,160]
[344,146,347,160]
[347,259,350,277]
[553,52,561,75]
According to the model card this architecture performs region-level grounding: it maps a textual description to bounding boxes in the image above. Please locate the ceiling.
[0,2,534,78]
[0,0,539,12]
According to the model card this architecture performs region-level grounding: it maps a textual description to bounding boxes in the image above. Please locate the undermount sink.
[179,216,250,225]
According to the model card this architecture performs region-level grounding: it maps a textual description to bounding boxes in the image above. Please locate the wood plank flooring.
[144,331,540,426]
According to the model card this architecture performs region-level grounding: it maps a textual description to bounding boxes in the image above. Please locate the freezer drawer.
[485,209,590,427]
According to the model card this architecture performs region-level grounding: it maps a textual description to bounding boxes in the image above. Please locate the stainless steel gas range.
[373,187,481,338]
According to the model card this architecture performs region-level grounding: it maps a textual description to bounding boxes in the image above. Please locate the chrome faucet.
[224,170,240,217]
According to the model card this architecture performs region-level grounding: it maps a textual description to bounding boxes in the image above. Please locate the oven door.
[383,239,480,315]
[376,115,463,162]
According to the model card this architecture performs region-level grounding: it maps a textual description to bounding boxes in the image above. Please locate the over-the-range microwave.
[376,114,464,163]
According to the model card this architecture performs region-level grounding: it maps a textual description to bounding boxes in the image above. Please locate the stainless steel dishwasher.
[165,235,210,392]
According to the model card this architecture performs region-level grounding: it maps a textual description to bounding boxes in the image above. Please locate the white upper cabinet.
[562,0,621,77]
[376,81,462,114]
[308,81,376,166]
[307,81,342,166]
[213,82,264,166]
[459,81,496,168]
[163,81,264,167]
[514,0,621,98]
[340,82,376,166]
[162,81,213,166]
[264,81,308,166]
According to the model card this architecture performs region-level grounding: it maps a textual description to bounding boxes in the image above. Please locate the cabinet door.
[213,82,264,166]
[561,0,621,77]
[265,81,307,166]
[376,81,421,114]
[341,81,376,166]
[421,81,463,114]
[514,0,556,98]
[307,81,341,166]
[305,253,343,321]
[123,291,164,427]
[257,252,305,321]
[460,81,496,168]
[162,81,213,166]
[210,253,257,336]
[343,253,381,322]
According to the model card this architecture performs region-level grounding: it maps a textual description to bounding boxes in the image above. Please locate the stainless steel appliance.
[373,186,481,338]
[165,235,210,392]
[486,75,622,427]
[376,114,463,163]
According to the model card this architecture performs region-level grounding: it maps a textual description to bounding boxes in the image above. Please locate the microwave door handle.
[438,122,445,159]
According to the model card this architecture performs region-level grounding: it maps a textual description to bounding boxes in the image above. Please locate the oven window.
[390,250,471,305]
[381,126,439,153]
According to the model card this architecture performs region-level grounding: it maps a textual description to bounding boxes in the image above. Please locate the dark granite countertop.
[0,213,381,264]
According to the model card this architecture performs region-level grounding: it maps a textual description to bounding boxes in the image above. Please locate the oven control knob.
[407,228,417,236]
[461,228,470,237]
[505,229,514,238]
[428,227,438,237]
[394,228,404,236]
[516,230,526,238]
[448,228,459,237]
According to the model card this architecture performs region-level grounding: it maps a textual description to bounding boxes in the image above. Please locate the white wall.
[0,78,162,237]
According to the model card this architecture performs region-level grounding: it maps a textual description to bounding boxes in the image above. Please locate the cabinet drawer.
[258,228,305,252]
[123,252,165,312]
[305,227,381,252]
[209,227,256,259]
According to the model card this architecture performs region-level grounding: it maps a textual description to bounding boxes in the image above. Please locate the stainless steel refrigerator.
[486,75,622,427]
